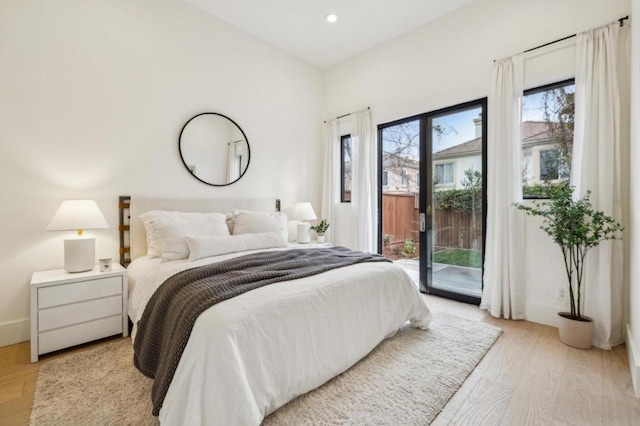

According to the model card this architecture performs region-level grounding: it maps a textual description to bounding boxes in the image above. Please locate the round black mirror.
[178,112,251,186]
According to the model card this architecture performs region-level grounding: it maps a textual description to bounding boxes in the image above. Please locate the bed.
[125,197,431,425]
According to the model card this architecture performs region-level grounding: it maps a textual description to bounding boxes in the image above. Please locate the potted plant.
[311,219,330,243]
[515,182,623,349]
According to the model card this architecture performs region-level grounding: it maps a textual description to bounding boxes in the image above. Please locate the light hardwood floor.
[1,295,638,425]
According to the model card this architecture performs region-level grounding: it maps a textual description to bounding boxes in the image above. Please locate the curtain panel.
[321,120,339,243]
[573,22,625,349]
[480,56,526,319]
[352,110,376,252]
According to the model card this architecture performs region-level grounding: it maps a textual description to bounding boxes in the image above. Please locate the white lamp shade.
[47,200,109,231]
[293,202,317,221]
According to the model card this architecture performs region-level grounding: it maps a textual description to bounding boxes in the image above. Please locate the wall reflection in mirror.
[179,113,250,186]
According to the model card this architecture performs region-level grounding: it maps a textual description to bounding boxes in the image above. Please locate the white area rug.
[30,313,501,425]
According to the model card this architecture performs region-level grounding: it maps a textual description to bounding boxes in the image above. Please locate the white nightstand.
[289,241,332,249]
[30,264,128,363]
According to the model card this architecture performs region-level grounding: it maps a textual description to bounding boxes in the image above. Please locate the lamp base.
[64,236,95,273]
[297,223,311,244]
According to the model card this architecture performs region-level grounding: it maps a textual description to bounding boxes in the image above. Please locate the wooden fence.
[433,210,483,250]
[382,193,482,250]
[382,194,419,244]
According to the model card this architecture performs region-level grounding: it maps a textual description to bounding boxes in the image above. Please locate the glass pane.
[522,82,575,198]
[430,106,483,298]
[381,120,420,262]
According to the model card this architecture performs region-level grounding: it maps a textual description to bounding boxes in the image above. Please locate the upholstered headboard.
[125,197,280,261]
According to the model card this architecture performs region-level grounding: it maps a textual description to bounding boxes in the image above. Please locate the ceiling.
[183,0,477,68]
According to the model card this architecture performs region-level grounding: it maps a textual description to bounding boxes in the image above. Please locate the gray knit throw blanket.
[133,247,391,416]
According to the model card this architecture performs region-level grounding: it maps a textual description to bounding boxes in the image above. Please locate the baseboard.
[0,318,30,347]
[626,324,640,397]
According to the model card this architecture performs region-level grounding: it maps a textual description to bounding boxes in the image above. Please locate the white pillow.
[231,209,288,241]
[139,210,172,257]
[139,210,230,261]
[185,231,287,261]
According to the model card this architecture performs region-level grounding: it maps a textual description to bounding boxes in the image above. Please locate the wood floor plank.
[479,320,543,389]
[549,418,573,426]
[0,393,32,426]
[527,324,569,373]
[601,344,640,425]
[0,378,24,404]
[449,377,513,426]
[499,362,563,425]
[552,347,605,426]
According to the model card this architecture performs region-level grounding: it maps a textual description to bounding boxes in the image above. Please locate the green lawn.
[433,248,482,268]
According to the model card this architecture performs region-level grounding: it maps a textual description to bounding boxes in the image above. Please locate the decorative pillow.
[231,209,288,241]
[139,210,230,261]
[185,231,288,261]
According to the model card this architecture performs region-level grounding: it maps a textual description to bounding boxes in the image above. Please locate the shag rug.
[30,313,501,425]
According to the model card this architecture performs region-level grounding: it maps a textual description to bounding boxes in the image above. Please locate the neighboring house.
[432,118,562,190]
[521,121,569,184]
[381,156,419,195]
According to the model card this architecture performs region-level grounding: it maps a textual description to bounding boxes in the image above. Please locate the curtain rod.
[324,106,370,124]
[494,15,629,62]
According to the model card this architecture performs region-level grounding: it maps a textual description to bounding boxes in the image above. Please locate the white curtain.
[352,109,376,252]
[321,119,339,242]
[572,22,624,349]
[480,56,526,319]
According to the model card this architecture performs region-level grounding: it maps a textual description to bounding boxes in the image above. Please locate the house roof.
[433,121,551,159]
[433,137,481,158]
[521,121,550,143]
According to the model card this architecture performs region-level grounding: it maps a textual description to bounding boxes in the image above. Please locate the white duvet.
[128,247,431,425]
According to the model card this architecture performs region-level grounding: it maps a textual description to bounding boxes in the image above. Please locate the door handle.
[420,213,426,232]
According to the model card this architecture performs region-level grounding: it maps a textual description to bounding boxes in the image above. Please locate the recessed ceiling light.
[325,13,338,23]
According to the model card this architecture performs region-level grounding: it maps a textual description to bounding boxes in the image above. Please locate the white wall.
[628,0,640,396]
[323,0,630,327]
[0,0,323,346]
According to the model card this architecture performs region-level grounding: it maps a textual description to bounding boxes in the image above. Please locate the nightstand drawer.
[38,315,122,355]
[38,276,122,309]
[38,295,122,332]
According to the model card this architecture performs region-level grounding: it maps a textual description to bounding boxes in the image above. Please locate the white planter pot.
[317,235,325,243]
[557,312,593,349]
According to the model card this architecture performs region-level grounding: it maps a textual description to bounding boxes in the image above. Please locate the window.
[340,134,352,202]
[522,79,575,198]
[401,169,408,186]
[435,163,454,185]
[416,171,420,187]
[539,149,569,180]
[382,170,389,187]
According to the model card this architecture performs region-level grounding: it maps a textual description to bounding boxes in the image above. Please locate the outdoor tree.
[542,86,574,176]
[382,121,457,191]
[461,169,482,249]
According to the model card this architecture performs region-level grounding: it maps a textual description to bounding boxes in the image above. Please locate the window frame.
[521,78,575,200]
[340,134,352,203]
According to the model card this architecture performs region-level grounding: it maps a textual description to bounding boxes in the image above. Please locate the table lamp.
[47,200,109,273]
[293,202,317,244]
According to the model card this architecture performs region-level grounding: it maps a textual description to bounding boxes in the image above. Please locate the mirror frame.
[178,112,251,187]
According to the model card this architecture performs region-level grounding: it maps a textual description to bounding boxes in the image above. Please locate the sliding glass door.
[378,99,486,304]
[423,100,486,304]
